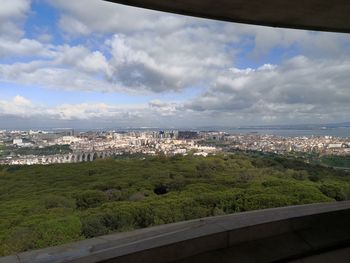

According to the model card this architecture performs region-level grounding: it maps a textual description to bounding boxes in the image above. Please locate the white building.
[13,138,23,145]
[328,143,343,149]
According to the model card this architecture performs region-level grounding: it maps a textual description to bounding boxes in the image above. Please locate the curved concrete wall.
[2,201,350,263]
[105,0,350,33]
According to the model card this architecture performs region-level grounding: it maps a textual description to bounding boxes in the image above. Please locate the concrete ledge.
[105,0,350,33]
[1,201,350,263]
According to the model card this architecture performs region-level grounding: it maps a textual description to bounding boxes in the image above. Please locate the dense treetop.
[0,153,349,256]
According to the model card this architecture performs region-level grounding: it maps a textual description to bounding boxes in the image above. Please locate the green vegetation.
[320,155,350,168]
[0,144,72,158]
[3,144,72,157]
[1,153,350,256]
[0,144,5,156]
[198,139,232,149]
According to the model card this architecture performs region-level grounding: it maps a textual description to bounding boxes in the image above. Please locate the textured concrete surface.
[287,246,350,263]
[1,201,350,263]
[105,0,350,33]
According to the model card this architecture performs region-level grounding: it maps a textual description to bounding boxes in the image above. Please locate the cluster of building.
[0,129,217,165]
[218,133,350,155]
[0,129,349,165]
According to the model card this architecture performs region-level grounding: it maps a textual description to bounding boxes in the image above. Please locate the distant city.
[0,128,349,165]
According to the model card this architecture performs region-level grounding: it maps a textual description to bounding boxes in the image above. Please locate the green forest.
[1,153,350,256]
[320,155,350,168]
[0,144,72,157]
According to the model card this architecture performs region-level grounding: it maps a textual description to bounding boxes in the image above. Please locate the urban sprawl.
[0,129,349,165]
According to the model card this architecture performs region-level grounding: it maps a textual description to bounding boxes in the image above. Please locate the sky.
[0,0,350,129]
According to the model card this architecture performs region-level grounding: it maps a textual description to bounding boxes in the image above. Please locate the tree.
[75,190,108,209]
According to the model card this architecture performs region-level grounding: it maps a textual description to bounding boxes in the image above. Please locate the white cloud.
[13,95,32,106]
[0,0,30,21]
[37,33,53,43]
[0,0,56,58]
[186,56,350,124]
[104,25,238,92]
[0,0,30,39]
[0,96,176,126]
[49,0,350,58]
[148,100,178,116]
[49,0,189,36]
[0,38,47,57]
[0,95,138,120]
[223,23,350,59]
[0,62,122,93]
[54,45,112,76]
[0,0,350,127]
[58,14,91,36]
[0,95,36,117]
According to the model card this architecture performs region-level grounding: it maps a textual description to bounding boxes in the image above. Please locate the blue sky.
[0,0,350,129]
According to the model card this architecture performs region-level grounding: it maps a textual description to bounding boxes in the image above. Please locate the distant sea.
[4,126,350,138]
[223,128,350,137]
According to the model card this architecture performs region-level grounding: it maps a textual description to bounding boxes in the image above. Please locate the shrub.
[319,183,345,201]
[196,163,211,178]
[341,185,350,200]
[308,173,321,182]
[102,209,135,231]
[34,216,82,247]
[128,192,145,202]
[132,205,155,228]
[236,170,256,183]
[81,215,108,238]
[87,169,97,176]
[105,189,123,201]
[75,190,108,209]
[242,194,296,211]
[41,195,76,209]
[212,207,225,216]
[291,170,308,180]
[0,227,38,255]
[154,184,168,195]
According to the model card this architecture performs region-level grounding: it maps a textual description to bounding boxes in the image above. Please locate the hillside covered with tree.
[1,153,350,256]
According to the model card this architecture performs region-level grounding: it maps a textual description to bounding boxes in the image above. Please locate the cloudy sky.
[0,0,350,129]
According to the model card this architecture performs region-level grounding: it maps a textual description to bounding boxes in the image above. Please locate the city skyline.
[1,0,350,128]
[1,128,349,166]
